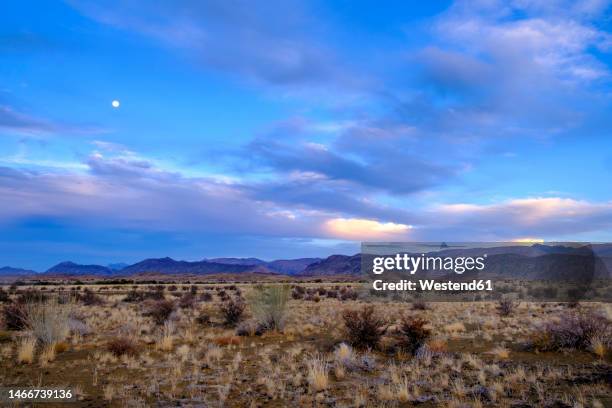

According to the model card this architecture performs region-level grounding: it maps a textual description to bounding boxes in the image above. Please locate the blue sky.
[2,0,612,270]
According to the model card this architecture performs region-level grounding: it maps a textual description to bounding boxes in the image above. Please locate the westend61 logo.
[361,242,607,302]
[372,253,487,275]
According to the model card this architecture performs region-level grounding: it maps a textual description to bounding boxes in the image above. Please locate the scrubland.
[0,283,610,407]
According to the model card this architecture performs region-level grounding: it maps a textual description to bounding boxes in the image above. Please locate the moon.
[111,100,120,108]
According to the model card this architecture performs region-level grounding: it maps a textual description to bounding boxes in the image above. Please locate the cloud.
[244,118,459,196]
[68,0,352,89]
[0,105,57,135]
[0,104,107,137]
[2,145,612,247]
[325,217,412,240]
[430,197,612,238]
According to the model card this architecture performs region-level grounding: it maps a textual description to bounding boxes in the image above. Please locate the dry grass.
[1,284,611,407]
[156,321,174,351]
[306,354,329,392]
[17,337,36,364]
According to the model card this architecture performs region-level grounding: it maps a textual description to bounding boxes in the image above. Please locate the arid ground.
[1,283,610,407]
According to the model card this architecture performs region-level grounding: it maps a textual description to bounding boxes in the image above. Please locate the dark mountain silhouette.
[266,258,321,274]
[7,244,611,279]
[120,257,265,275]
[45,261,113,276]
[208,257,267,266]
[298,254,361,276]
[208,257,320,275]
[0,266,37,276]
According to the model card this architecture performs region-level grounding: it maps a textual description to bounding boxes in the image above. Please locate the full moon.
[111,100,120,108]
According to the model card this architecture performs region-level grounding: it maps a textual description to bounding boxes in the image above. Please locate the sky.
[2,0,612,270]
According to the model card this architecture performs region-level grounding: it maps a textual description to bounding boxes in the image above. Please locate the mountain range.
[0,256,325,278]
[1,244,611,279]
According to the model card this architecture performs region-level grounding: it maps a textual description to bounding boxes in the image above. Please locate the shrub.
[531,311,611,352]
[123,290,143,303]
[107,337,139,357]
[497,298,518,317]
[178,293,195,309]
[342,305,387,349]
[199,292,213,302]
[145,300,175,325]
[217,290,229,301]
[235,319,265,337]
[16,290,47,304]
[0,288,9,303]
[326,290,338,299]
[412,300,428,311]
[2,302,27,330]
[398,316,431,355]
[291,289,304,300]
[195,313,211,326]
[340,290,358,301]
[79,289,104,306]
[24,297,72,345]
[220,298,245,326]
[249,285,290,331]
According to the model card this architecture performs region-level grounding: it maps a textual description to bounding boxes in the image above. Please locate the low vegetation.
[342,305,387,349]
[0,283,610,406]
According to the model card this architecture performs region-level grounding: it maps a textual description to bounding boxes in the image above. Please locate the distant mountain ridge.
[5,244,612,279]
[0,266,37,276]
[120,257,261,275]
[40,256,322,277]
[299,254,361,276]
[44,261,115,276]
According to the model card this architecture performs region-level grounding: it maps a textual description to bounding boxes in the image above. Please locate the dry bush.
[326,290,338,298]
[123,290,144,303]
[342,305,387,349]
[16,290,47,304]
[220,298,245,326]
[397,316,431,355]
[79,289,104,306]
[292,286,305,300]
[496,298,518,317]
[236,319,265,337]
[0,288,9,303]
[199,292,213,302]
[340,289,358,301]
[2,302,27,330]
[195,312,211,326]
[412,300,429,311]
[145,299,175,325]
[249,284,290,331]
[178,293,195,309]
[531,310,611,352]
[25,297,72,345]
[107,337,139,357]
